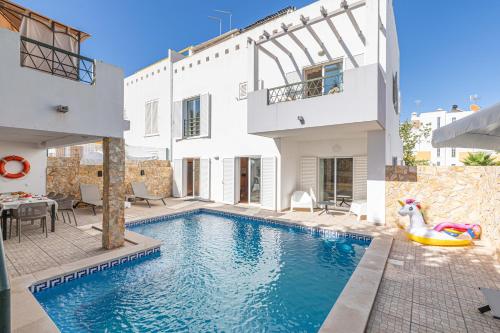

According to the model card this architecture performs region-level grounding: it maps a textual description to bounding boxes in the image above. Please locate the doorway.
[238,157,261,205]
[186,158,200,197]
[319,157,353,207]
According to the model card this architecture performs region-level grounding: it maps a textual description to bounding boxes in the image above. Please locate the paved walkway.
[4,198,500,332]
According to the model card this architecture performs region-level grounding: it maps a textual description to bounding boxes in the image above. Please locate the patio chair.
[10,202,48,242]
[131,182,166,208]
[57,194,78,226]
[79,184,102,215]
[290,190,315,213]
[478,288,500,319]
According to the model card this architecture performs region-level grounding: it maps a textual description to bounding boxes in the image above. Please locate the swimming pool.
[34,210,371,332]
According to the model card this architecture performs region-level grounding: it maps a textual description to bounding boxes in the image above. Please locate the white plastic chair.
[290,190,315,213]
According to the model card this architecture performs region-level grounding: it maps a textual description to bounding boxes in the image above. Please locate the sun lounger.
[478,288,500,319]
[79,184,102,215]
[131,182,166,208]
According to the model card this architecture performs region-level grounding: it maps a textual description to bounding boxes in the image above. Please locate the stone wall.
[47,157,172,198]
[386,166,500,256]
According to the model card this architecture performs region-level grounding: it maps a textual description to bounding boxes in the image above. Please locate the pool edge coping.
[10,207,392,333]
[10,229,162,333]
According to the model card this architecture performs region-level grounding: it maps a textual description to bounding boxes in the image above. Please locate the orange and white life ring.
[0,155,31,179]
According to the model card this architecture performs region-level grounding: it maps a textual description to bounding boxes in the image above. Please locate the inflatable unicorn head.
[398,199,426,229]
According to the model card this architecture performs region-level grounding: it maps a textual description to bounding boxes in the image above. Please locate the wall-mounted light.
[140,170,145,176]
[297,116,305,125]
[97,170,103,177]
[55,105,69,113]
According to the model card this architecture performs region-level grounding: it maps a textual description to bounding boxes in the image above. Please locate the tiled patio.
[4,197,500,332]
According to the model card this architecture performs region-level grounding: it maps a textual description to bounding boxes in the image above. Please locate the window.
[206,56,210,62]
[437,117,441,128]
[145,100,159,136]
[437,148,440,157]
[197,60,201,65]
[392,72,399,114]
[225,48,229,54]
[235,44,240,50]
[303,61,342,97]
[437,161,440,166]
[189,63,192,68]
[451,148,456,158]
[215,52,219,58]
[239,82,248,100]
[184,97,200,137]
[452,117,456,122]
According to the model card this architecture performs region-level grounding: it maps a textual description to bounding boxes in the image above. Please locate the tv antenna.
[208,16,222,35]
[469,94,480,104]
[214,10,232,31]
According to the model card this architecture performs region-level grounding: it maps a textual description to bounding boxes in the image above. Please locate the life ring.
[0,155,31,179]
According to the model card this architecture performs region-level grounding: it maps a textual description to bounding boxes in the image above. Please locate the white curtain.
[20,17,79,79]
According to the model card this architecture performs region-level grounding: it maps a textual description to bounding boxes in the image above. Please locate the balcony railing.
[20,36,95,84]
[183,117,200,138]
[267,73,343,105]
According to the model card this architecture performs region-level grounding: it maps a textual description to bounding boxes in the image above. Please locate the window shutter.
[200,158,211,200]
[353,156,367,200]
[261,157,276,210]
[151,101,159,134]
[300,157,318,203]
[200,93,211,137]
[172,159,183,197]
[172,101,183,139]
[145,102,152,135]
[222,158,235,204]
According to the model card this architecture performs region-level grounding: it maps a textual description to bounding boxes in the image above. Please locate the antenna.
[469,94,480,104]
[214,9,232,31]
[208,16,222,35]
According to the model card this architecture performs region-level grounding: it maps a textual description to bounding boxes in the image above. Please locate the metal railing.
[20,36,95,84]
[267,73,343,105]
[183,117,201,138]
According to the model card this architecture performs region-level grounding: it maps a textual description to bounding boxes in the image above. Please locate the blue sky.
[15,0,500,120]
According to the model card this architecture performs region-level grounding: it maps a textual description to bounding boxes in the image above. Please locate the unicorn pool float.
[397,199,481,246]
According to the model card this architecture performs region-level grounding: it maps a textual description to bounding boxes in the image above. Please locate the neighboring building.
[124,0,402,224]
[411,105,493,166]
[0,0,127,194]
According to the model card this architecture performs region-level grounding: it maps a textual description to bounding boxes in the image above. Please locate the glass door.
[336,158,353,206]
[249,158,261,204]
[319,157,353,206]
[323,62,342,94]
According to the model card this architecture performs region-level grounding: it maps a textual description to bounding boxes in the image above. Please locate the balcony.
[20,36,95,84]
[267,73,343,105]
[247,64,386,138]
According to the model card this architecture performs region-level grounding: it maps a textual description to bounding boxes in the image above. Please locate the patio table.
[0,197,57,241]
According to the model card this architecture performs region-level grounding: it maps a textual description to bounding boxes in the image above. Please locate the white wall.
[0,29,125,142]
[124,57,171,159]
[0,141,47,194]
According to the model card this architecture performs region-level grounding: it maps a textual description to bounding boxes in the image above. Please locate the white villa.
[124,0,402,224]
[412,105,496,166]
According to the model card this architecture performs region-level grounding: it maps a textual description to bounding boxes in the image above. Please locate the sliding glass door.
[249,158,261,204]
[319,158,353,205]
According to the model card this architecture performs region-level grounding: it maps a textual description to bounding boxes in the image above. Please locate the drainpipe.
[0,234,10,333]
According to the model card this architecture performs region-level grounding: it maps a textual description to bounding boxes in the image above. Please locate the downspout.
[0,234,11,333]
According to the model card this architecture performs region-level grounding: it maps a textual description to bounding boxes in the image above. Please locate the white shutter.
[172,159,183,197]
[172,101,183,139]
[261,157,276,210]
[222,158,235,204]
[145,102,152,135]
[353,156,367,200]
[300,157,318,203]
[200,93,211,137]
[151,101,159,134]
[200,158,211,200]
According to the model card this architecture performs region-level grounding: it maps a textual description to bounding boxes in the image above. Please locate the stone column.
[102,137,125,249]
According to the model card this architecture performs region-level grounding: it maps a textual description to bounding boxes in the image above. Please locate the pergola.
[249,0,367,86]
[432,103,500,150]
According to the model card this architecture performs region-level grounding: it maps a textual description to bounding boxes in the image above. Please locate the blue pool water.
[35,211,370,332]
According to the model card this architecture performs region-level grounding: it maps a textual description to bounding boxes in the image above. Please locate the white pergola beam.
[256,0,366,45]
[340,1,366,45]
[305,24,332,61]
[258,45,289,85]
[268,34,303,80]
[288,32,313,65]
[325,17,358,68]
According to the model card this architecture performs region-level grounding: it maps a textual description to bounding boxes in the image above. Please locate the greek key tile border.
[29,247,161,294]
[127,208,372,243]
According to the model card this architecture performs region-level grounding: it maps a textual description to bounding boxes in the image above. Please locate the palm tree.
[462,152,498,166]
